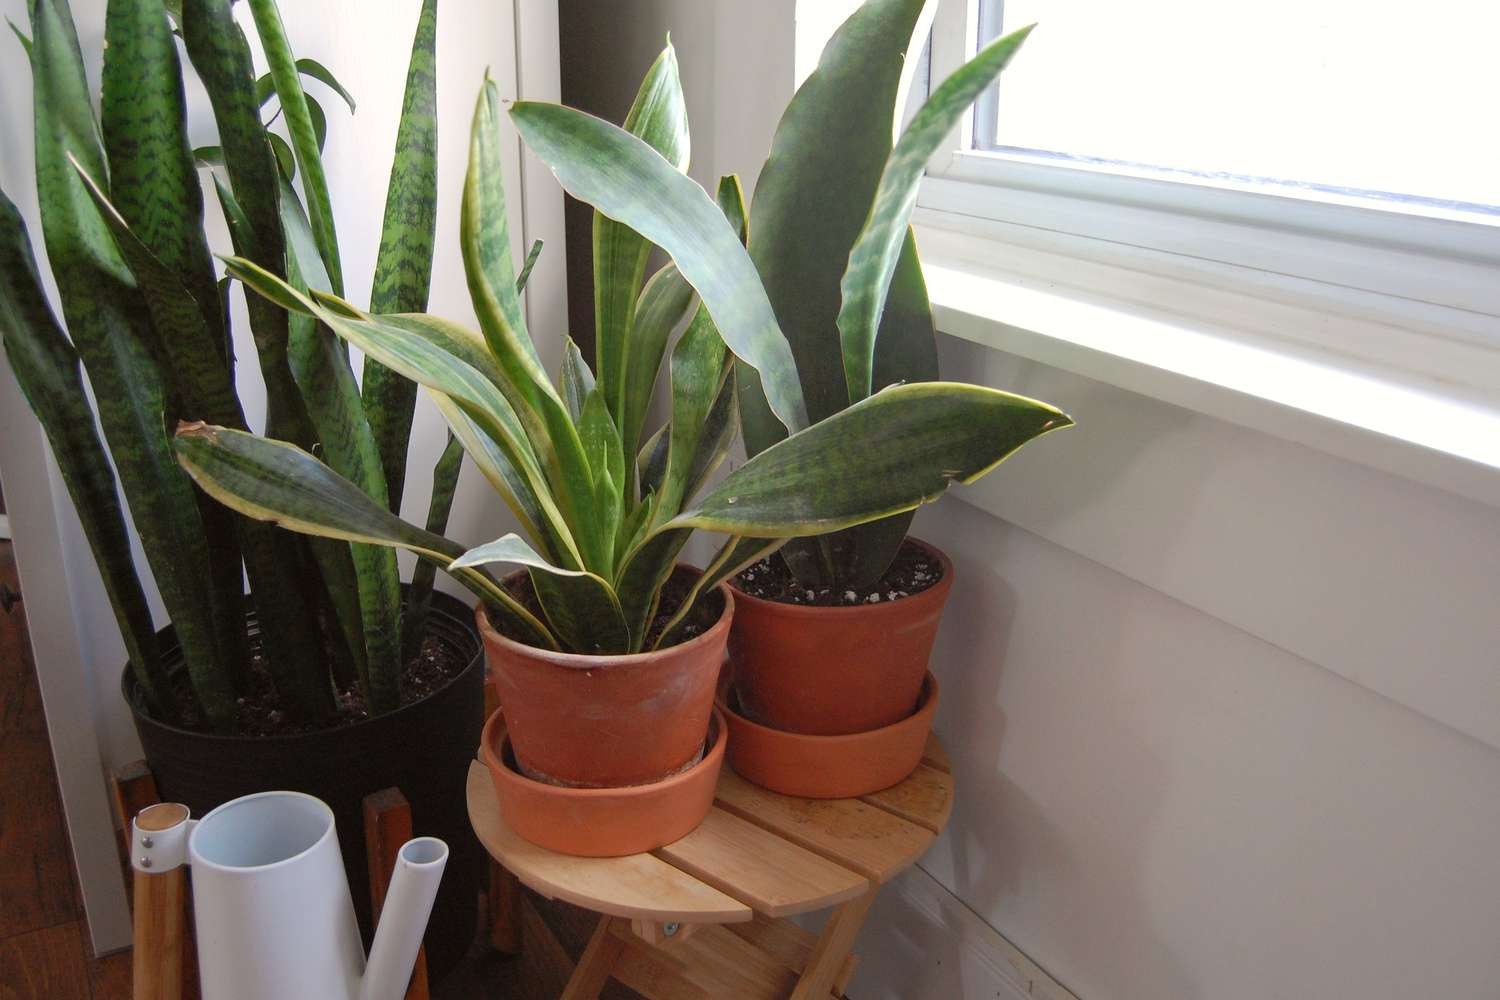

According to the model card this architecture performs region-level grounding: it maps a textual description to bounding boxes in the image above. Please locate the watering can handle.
[131,803,194,1000]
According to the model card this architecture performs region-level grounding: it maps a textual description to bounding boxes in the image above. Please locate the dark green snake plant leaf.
[516,239,544,299]
[27,0,240,725]
[246,0,342,294]
[743,0,932,455]
[462,75,548,399]
[579,389,625,570]
[206,173,336,715]
[787,226,937,589]
[107,0,333,709]
[222,255,582,571]
[838,24,1033,401]
[404,431,463,660]
[100,0,223,358]
[256,58,357,115]
[71,161,243,429]
[510,100,809,436]
[362,0,438,515]
[656,307,729,523]
[0,190,172,716]
[450,534,630,655]
[559,336,594,423]
[595,39,690,446]
[174,423,555,650]
[618,262,695,480]
[280,183,403,713]
[669,382,1072,536]
[682,362,737,506]
[8,18,31,55]
[430,392,557,562]
[651,534,783,650]
[183,0,313,450]
[72,155,252,670]
[394,69,554,652]
[407,238,549,642]
[614,523,692,651]
[465,79,608,573]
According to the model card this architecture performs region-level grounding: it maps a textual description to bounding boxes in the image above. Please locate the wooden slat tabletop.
[466,736,954,923]
[467,763,752,924]
[654,808,868,917]
[713,770,935,885]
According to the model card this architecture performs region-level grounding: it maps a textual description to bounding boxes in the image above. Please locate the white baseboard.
[0,514,10,540]
[842,865,1080,1000]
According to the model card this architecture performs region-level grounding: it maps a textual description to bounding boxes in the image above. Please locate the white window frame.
[917,0,1500,396]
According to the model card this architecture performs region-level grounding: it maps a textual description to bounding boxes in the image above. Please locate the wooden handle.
[132,804,189,1000]
[363,788,430,1000]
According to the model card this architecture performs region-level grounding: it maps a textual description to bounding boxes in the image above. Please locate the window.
[918,0,1500,393]
[972,0,1500,212]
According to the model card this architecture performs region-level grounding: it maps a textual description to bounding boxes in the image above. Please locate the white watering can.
[130,791,446,1000]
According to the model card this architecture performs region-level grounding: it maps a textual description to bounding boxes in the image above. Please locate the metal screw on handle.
[663,922,680,938]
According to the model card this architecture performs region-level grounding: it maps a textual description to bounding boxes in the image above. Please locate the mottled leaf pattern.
[510,100,809,435]
[594,40,690,440]
[838,24,1033,400]
[362,0,438,515]
[28,0,240,724]
[0,190,172,716]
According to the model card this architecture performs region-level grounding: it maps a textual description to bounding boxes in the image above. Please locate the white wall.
[557,0,795,190]
[0,0,564,952]
[560,5,1500,999]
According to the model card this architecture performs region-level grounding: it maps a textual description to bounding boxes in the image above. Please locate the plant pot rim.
[480,705,727,798]
[124,649,482,744]
[726,537,952,617]
[723,671,940,747]
[123,589,482,744]
[475,571,735,670]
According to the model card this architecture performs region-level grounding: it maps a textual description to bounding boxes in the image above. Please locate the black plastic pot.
[123,586,484,981]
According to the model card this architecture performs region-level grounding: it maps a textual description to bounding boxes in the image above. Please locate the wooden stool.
[467,736,954,999]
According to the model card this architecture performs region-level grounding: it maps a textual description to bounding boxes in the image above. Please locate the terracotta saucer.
[479,706,726,857]
[720,671,939,799]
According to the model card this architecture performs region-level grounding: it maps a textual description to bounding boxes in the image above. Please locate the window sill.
[914,220,1500,511]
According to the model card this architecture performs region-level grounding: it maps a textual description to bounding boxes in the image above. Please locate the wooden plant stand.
[467,735,954,999]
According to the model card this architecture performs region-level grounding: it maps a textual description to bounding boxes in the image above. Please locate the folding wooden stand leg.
[789,889,877,1000]
[131,803,189,1000]
[468,735,955,1000]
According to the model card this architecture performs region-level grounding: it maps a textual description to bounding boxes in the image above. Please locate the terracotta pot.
[476,571,733,788]
[480,706,727,856]
[721,672,938,798]
[728,538,952,736]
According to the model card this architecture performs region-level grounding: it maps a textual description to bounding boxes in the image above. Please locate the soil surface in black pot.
[162,633,470,737]
[495,564,725,651]
[736,538,944,607]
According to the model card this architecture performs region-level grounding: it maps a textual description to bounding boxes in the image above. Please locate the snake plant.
[0,0,461,727]
[170,33,1072,657]
[742,0,1035,590]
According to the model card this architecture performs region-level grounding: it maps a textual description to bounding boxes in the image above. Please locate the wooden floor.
[0,537,640,1000]
[0,540,132,998]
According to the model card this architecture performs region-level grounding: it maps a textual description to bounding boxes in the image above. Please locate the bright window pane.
[979,0,1500,209]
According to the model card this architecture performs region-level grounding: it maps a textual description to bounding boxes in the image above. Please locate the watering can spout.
[358,837,448,1000]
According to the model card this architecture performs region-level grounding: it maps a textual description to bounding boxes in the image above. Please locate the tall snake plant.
[169,22,1072,658]
[0,0,466,727]
[743,0,1034,590]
